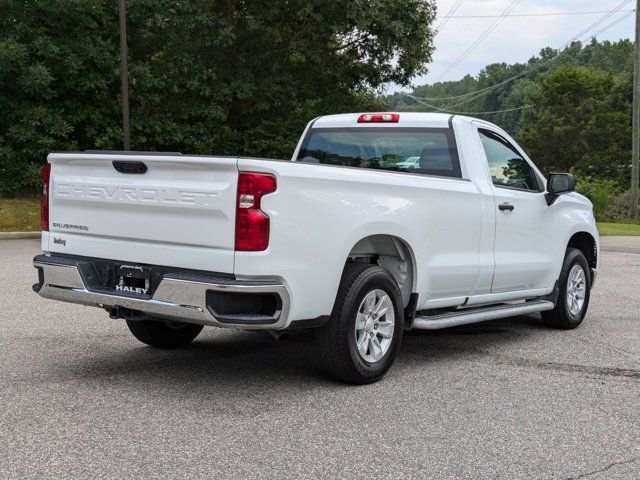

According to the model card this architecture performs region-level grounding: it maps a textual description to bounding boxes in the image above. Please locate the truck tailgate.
[45,153,238,273]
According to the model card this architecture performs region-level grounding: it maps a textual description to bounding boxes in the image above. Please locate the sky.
[390,0,637,92]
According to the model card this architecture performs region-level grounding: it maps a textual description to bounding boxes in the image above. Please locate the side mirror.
[546,173,575,206]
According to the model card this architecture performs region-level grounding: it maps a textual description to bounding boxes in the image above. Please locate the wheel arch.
[345,234,416,308]
[567,231,598,269]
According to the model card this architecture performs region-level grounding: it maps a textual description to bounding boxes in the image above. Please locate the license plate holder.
[115,265,151,296]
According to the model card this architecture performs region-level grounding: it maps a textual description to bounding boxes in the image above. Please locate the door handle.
[499,203,515,212]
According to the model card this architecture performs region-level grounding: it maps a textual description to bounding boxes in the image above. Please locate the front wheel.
[126,318,203,348]
[542,248,591,329]
[316,263,404,384]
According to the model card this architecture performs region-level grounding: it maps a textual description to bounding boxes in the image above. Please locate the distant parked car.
[395,156,420,168]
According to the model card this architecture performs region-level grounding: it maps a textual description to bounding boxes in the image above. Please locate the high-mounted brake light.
[41,163,51,231]
[357,113,400,123]
[235,172,277,251]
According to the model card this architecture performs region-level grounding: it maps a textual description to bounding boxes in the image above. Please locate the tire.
[542,248,591,329]
[126,318,203,348]
[316,263,404,384]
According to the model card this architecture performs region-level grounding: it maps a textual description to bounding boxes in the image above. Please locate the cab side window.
[479,129,540,192]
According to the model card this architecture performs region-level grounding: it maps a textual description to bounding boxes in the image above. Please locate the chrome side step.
[412,300,555,330]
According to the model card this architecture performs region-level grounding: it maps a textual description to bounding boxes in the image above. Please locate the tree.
[387,39,634,144]
[517,66,631,185]
[0,0,437,196]
[0,1,122,196]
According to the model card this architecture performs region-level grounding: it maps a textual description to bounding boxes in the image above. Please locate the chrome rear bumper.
[33,256,291,330]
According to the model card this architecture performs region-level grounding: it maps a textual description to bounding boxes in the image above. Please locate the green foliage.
[517,66,631,186]
[607,191,636,223]
[0,0,122,196]
[387,39,633,135]
[386,39,634,201]
[0,0,437,196]
[573,174,634,223]
[573,174,621,221]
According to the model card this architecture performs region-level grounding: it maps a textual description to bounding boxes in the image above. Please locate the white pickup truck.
[33,112,599,384]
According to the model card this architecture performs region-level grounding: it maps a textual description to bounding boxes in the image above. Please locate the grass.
[1,195,640,236]
[0,196,41,232]
[597,222,640,237]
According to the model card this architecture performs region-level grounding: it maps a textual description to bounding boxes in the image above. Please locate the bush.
[607,191,635,222]
[0,153,43,197]
[573,174,621,221]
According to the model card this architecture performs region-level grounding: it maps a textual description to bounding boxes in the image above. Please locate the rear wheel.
[316,263,404,384]
[542,248,591,329]
[126,319,203,348]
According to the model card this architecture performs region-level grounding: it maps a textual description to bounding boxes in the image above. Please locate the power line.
[569,0,632,41]
[435,0,464,34]
[590,9,635,37]
[434,0,630,86]
[402,1,635,116]
[408,0,633,104]
[435,0,523,82]
[463,0,634,101]
[404,93,533,115]
[435,9,635,19]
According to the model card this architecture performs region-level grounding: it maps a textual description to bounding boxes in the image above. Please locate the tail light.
[41,163,51,231]
[235,172,277,251]
[357,113,399,123]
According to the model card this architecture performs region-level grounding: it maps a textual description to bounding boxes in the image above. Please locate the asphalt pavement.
[1,238,639,479]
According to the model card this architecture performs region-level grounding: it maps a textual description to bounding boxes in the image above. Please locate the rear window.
[297,128,461,178]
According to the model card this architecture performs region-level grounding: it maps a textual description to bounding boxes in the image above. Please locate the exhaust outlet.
[267,330,289,342]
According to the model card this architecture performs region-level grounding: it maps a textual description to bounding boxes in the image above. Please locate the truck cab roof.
[312,112,485,130]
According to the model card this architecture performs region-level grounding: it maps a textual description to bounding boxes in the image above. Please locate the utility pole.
[632,0,640,220]
[119,0,131,151]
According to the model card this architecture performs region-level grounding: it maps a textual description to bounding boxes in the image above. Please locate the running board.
[412,300,555,331]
